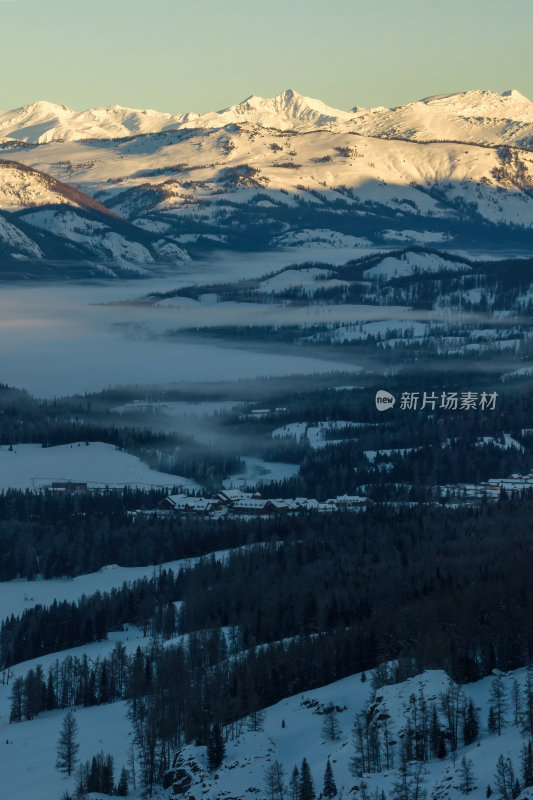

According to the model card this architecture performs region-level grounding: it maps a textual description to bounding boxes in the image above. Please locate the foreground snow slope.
[2,663,530,800]
[168,666,531,800]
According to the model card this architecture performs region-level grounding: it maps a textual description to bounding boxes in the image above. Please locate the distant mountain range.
[1,88,533,277]
[2,88,533,145]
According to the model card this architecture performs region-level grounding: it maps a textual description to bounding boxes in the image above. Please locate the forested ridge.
[5,493,533,681]
[7,492,533,794]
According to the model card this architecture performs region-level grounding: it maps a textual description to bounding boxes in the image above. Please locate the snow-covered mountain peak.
[195,88,355,130]
[501,88,529,100]
[19,100,72,115]
[420,88,533,120]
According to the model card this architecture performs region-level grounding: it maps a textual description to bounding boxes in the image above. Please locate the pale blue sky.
[0,0,530,112]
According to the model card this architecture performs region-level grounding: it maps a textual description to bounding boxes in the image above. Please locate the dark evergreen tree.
[207,723,225,770]
[9,677,23,723]
[299,758,315,800]
[103,753,114,794]
[323,758,337,798]
[289,766,299,800]
[56,710,79,776]
[522,739,533,788]
[88,756,99,792]
[463,698,479,745]
[116,766,129,796]
[490,676,508,736]
[488,706,498,734]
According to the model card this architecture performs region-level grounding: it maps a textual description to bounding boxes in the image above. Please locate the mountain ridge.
[2,87,533,146]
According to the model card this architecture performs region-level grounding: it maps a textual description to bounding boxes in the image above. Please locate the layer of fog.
[1,248,523,399]
[0,274,362,399]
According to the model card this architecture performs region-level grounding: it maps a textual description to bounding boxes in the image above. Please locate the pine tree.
[56,709,79,776]
[103,753,114,794]
[321,704,341,742]
[411,762,428,800]
[490,676,508,736]
[88,756,99,792]
[495,754,516,800]
[459,756,476,794]
[207,723,225,770]
[391,760,427,800]
[116,765,129,796]
[391,760,410,800]
[289,766,299,800]
[463,698,479,745]
[512,680,523,727]
[9,677,23,723]
[265,759,286,800]
[323,758,337,798]
[522,739,533,787]
[299,757,315,800]
[488,706,498,734]
[350,711,367,776]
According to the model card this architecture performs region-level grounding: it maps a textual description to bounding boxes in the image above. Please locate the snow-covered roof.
[217,489,258,501]
[232,499,270,509]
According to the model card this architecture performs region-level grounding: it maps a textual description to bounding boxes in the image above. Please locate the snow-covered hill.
[0,160,189,276]
[6,118,533,249]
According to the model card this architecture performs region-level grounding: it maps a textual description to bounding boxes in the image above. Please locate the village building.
[231,498,275,515]
[216,489,262,506]
[159,494,219,514]
[49,481,88,493]
[334,494,369,508]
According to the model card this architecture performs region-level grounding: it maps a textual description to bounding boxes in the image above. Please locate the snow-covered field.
[0,441,196,492]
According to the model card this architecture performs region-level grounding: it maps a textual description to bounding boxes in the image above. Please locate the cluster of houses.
[441,469,533,502]
[157,488,369,517]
